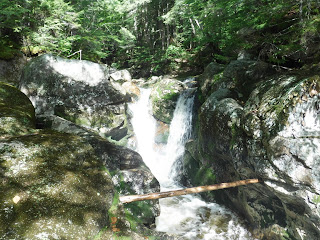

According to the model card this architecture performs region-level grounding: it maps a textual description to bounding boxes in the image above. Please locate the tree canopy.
[1,0,320,75]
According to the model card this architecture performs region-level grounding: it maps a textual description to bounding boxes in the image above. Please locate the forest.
[1,0,320,76]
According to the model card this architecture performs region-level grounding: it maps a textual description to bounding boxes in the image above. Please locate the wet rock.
[122,81,140,100]
[36,114,161,227]
[19,54,129,141]
[185,60,320,239]
[150,77,185,123]
[1,83,165,239]
[112,169,160,226]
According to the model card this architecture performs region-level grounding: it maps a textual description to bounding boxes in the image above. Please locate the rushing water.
[129,84,254,240]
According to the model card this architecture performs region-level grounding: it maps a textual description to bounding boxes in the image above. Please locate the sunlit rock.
[0,85,165,239]
[110,69,132,82]
[150,77,185,123]
[0,131,114,239]
[36,114,162,228]
[19,54,129,141]
[185,60,320,239]
[122,81,140,100]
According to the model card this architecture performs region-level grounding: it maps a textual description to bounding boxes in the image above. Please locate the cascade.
[128,81,255,239]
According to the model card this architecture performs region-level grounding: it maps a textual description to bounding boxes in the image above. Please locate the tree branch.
[119,179,260,204]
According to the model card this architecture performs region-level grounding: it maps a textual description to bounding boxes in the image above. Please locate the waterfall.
[129,82,255,240]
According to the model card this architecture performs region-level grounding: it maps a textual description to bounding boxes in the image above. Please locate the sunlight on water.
[128,82,255,240]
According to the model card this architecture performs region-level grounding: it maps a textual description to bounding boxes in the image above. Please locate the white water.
[129,85,254,239]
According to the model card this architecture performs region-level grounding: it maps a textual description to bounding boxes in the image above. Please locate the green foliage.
[1,0,320,69]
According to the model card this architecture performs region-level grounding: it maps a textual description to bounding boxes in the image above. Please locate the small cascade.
[160,88,195,187]
[128,81,255,239]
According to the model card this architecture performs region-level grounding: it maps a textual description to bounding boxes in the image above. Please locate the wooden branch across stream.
[119,178,260,204]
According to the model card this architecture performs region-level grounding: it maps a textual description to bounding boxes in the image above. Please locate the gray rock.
[19,54,129,141]
[36,114,161,227]
[185,60,320,239]
[0,56,27,87]
[197,62,225,99]
[110,69,132,82]
[0,83,165,240]
[217,60,275,100]
[150,77,185,123]
[0,132,114,240]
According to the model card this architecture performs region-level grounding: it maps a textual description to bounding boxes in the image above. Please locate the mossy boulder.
[19,54,130,141]
[0,82,35,136]
[0,131,114,239]
[188,61,320,239]
[197,62,225,99]
[36,114,162,232]
[212,60,275,101]
[150,77,185,123]
[0,56,27,87]
[0,80,169,239]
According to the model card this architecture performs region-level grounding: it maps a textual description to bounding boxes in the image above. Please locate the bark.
[119,179,260,204]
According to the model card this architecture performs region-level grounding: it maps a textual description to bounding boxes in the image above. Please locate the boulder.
[0,56,27,87]
[112,169,160,226]
[0,131,115,239]
[0,81,167,239]
[36,114,161,228]
[213,60,275,100]
[0,82,35,136]
[122,81,140,100]
[185,60,320,239]
[197,62,225,99]
[150,77,185,123]
[19,54,129,141]
[110,69,132,82]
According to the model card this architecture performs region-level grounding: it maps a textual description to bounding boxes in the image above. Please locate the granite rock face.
[184,60,320,239]
[19,54,129,141]
[0,56,27,87]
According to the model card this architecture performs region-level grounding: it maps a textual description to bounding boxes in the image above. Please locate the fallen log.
[119,178,260,204]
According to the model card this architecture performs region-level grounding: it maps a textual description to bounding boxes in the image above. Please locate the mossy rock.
[150,78,185,123]
[0,82,35,136]
[0,130,114,239]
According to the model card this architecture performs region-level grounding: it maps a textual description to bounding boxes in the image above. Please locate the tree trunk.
[119,179,260,204]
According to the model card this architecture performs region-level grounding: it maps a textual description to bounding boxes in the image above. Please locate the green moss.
[230,123,238,150]
[125,201,155,228]
[280,229,292,240]
[108,191,120,218]
[312,195,320,204]
[0,82,36,136]
[195,166,216,186]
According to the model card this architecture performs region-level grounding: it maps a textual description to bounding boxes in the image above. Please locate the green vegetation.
[0,82,36,136]
[1,0,320,74]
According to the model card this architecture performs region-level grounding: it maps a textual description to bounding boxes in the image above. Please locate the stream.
[128,83,255,240]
